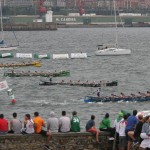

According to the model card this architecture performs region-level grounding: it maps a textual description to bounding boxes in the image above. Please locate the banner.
[0,80,9,91]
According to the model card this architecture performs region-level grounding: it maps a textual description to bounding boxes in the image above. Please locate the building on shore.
[5,0,34,7]
[1,0,150,10]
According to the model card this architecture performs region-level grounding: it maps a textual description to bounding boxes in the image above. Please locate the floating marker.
[53,54,69,59]
[70,53,87,59]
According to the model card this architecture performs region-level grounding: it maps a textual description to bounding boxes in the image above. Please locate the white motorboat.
[95,0,131,56]
[0,1,18,51]
[95,45,131,56]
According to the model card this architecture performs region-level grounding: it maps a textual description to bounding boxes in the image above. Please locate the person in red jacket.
[0,114,8,134]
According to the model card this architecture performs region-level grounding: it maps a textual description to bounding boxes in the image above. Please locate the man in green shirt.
[70,111,80,132]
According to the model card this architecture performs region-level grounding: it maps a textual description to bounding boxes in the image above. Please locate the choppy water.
[0,28,150,129]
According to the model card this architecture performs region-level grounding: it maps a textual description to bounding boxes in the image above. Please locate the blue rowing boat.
[84,96,150,103]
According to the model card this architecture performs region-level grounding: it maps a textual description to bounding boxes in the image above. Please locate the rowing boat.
[0,61,41,68]
[39,81,118,87]
[4,70,70,77]
[84,96,150,103]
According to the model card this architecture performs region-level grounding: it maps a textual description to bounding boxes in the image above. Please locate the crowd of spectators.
[0,110,150,150]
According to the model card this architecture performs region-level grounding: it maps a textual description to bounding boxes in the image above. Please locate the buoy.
[11,99,16,104]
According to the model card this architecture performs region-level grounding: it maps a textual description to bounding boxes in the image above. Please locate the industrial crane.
[77,0,85,16]
[35,0,47,16]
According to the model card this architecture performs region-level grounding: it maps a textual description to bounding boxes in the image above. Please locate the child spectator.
[70,111,80,132]
[86,115,100,143]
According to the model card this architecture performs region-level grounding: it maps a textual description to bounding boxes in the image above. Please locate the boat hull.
[0,46,18,51]
[84,96,150,103]
[39,81,118,87]
[4,71,70,77]
[0,61,41,68]
[95,48,131,56]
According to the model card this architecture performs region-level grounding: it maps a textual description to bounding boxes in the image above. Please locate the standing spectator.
[99,113,115,139]
[9,112,22,134]
[118,115,128,150]
[47,111,59,132]
[128,115,143,146]
[59,111,70,133]
[0,114,8,134]
[113,112,124,150]
[21,114,34,134]
[86,115,100,143]
[33,112,50,149]
[140,116,150,150]
[114,112,124,133]
[125,110,138,150]
[70,111,80,132]
[97,88,101,97]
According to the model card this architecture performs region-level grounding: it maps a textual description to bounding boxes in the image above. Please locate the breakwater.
[0,132,113,150]
[3,22,57,31]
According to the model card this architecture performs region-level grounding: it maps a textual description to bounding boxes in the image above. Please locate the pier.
[0,132,113,150]
[3,22,57,31]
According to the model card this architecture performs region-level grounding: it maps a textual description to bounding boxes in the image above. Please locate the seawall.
[0,132,113,150]
[3,22,57,31]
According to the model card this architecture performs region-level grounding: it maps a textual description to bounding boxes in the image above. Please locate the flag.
[0,80,9,91]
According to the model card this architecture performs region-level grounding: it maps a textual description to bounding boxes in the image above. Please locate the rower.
[60,80,64,84]
[120,92,126,98]
[69,80,72,84]
[131,93,137,98]
[146,91,150,96]
[138,92,146,96]
[77,80,80,85]
[97,88,101,97]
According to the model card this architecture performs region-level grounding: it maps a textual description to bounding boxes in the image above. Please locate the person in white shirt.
[22,114,34,134]
[140,116,150,149]
[113,112,124,149]
[118,115,128,150]
[59,111,70,133]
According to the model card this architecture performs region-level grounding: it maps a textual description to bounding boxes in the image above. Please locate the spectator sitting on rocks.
[59,111,70,133]
[70,111,80,132]
[99,113,115,140]
[0,114,8,135]
[47,111,59,132]
[33,112,50,149]
[140,116,150,150]
[86,115,100,143]
[128,114,143,146]
[21,114,34,134]
[9,112,22,134]
[125,110,138,150]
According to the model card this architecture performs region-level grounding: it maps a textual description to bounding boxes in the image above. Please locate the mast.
[0,0,4,41]
[113,0,118,48]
